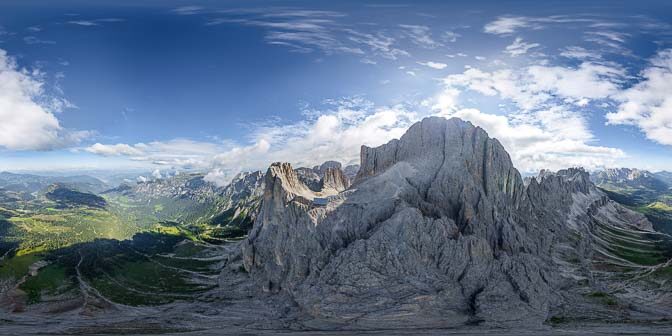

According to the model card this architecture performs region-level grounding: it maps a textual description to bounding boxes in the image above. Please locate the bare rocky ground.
[1,236,672,335]
[2,263,671,336]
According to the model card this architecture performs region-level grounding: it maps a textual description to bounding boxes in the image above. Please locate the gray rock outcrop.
[241,117,672,329]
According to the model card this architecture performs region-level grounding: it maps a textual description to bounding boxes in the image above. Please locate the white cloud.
[527,62,624,101]
[346,30,409,60]
[484,16,534,35]
[432,61,628,172]
[86,143,144,156]
[84,139,231,169]
[417,61,447,69]
[172,6,203,15]
[505,37,539,57]
[585,31,629,49]
[24,36,56,45]
[67,21,98,26]
[442,68,546,111]
[399,24,442,48]
[432,107,625,173]
[66,18,125,27]
[559,46,601,60]
[85,99,416,186]
[207,10,386,58]
[443,31,460,43]
[442,61,624,111]
[0,49,82,150]
[607,49,672,146]
[484,15,620,36]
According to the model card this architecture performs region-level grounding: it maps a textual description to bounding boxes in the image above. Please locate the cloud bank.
[0,49,84,151]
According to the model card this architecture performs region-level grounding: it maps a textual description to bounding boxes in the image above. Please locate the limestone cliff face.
[321,167,350,193]
[296,162,351,193]
[242,117,667,329]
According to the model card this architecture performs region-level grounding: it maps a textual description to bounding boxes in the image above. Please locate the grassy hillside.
[0,182,248,310]
[597,179,672,235]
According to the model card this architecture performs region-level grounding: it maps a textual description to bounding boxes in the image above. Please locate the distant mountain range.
[590,168,672,234]
[0,172,108,195]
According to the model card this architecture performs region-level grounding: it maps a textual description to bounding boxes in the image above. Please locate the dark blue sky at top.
[0,0,671,173]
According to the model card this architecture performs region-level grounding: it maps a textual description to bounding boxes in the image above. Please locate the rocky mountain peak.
[531,167,592,194]
[593,167,654,182]
[356,117,522,201]
[321,167,350,193]
[241,116,667,329]
[313,160,343,175]
[295,161,352,193]
[591,167,668,193]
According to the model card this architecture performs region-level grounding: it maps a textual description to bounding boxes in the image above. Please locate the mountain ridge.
[242,117,671,328]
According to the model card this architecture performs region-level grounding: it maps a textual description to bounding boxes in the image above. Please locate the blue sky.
[0,0,671,184]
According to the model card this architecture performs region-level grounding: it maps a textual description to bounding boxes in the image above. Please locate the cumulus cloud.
[432,107,625,173]
[607,49,672,145]
[504,37,539,57]
[0,49,83,150]
[85,139,231,168]
[442,61,624,111]
[86,99,416,186]
[432,62,627,172]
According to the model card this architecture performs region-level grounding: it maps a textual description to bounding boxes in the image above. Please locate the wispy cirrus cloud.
[23,36,56,45]
[345,29,409,59]
[484,15,600,35]
[66,18,125,27]
[559,46,601,60]
[171,6,204,15]
[206,10,368,56]
[505,37,539,57]
[584,30,630,50]
[399,24,442,48]
[203,8,413,61]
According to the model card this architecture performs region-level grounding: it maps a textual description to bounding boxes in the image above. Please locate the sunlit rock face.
[242,117,665,329]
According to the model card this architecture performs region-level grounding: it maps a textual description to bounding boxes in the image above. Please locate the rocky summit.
[242,117,672,329]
